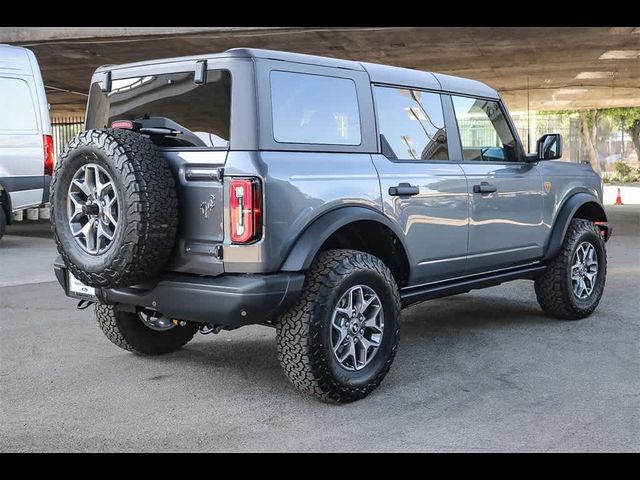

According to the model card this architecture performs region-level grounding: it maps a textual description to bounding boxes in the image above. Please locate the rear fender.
[280,206,412,273]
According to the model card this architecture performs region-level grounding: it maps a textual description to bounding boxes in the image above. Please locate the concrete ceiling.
[4,27,640,117]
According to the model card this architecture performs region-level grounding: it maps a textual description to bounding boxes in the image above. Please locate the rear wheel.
[535,219,607,320]
[95,304,199,355]
[276,250,401,403]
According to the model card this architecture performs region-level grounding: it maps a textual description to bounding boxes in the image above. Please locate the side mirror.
[536,133,563,161]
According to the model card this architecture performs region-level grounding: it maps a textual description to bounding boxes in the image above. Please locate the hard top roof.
[95,48,499,99]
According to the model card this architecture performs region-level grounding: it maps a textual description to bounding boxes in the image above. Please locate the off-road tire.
[50,129,178,288]
[0,208,6,241]
[276,250,401,403]
[535,219,607,320]
[95,304,199,355]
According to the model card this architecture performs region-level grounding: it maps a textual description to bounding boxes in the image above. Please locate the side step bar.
[400,264,547,308]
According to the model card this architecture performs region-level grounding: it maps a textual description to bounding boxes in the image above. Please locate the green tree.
[601,107,640,163]
[541,109,601,173]
[578,109,601,174]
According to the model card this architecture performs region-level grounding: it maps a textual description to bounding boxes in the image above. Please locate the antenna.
[527,75,531,153]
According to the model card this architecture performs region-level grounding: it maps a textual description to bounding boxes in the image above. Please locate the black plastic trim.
[54,258,304,327]
[0,183,11,225]
[42,176,51,204]
[0,176,44,193]
[400,263,546,308]
[542,193,608,261]
[280,206,412,273]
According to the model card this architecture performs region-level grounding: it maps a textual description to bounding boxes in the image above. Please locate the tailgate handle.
[185,168,223,182]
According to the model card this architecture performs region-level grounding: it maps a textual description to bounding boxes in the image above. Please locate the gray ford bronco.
[50,49,611,403]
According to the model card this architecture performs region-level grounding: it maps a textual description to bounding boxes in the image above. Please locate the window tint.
[0,77,38,132]
[452,96,519,162]
[270,71,361,145]
[374,86,448,161]
[86,70,231,148]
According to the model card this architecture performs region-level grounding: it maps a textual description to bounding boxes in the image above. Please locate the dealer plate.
[68,272,96,299]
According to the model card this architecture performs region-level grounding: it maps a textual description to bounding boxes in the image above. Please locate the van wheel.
[276,250,401,403]
[535,219,607,320]
[95,304,199,355]
[0,208,6,241]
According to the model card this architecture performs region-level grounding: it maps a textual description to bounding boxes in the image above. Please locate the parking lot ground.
[1,207,639,452]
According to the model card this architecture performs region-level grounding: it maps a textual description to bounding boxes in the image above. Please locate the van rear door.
[0,46,50,211]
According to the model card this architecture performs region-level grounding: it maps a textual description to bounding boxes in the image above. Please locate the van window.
[85,70,231,148]
[0,77,38,132]
[374,86,449,161]
[270,71,361,146]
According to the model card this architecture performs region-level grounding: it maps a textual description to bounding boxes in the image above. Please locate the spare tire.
[50,129,178,288]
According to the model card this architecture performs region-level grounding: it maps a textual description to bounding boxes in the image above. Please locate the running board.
[400,264,547,308]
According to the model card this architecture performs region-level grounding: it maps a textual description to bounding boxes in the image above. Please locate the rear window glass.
[86,70,231,148]
[0,77,38,132]
[270,71,361,146]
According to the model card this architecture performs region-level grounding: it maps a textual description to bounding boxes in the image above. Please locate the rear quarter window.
[270,71,361,146]
[0,77,39,132]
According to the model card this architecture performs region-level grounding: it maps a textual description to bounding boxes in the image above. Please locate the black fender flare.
[542,192,607,261]
[280,206,412,273]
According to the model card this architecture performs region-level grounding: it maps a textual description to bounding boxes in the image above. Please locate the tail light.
[43,135,54,176]
[229,178,262,244]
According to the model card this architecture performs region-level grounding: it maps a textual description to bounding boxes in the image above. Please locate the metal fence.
[52,117,84,163]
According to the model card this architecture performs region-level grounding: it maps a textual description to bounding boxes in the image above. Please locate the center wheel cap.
[350,322,360,335]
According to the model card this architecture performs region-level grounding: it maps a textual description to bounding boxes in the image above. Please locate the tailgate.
[162,150,226,276]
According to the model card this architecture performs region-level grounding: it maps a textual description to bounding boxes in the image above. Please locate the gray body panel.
[460,162,546,272]
[372,156,469,284]
[0,44,51,212]
[85,48,606,294]
[222,151,382,274]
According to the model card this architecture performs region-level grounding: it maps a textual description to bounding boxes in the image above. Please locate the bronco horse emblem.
[200,194,216,219]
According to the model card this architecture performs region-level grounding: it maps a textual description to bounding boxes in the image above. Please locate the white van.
[0,44,53,240]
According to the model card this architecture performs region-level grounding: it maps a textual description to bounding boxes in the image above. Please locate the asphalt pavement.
[1,207,638,452]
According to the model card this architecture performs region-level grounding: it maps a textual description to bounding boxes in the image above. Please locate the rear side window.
[0,77,38,132]
[374,86,449,161]
[270,71,361,146]
[86,70,231,148]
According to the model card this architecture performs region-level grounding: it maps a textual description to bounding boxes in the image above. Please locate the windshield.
[86,69,231,149]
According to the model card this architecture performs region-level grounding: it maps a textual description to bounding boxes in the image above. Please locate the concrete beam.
[0,27,285,44]
[4,27,640,115]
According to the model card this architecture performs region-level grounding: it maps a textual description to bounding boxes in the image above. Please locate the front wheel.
[276,250,401,403]
[535,219,607,320]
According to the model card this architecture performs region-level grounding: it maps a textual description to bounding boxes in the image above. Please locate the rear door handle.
[389,183,420,197]
[473,182,498,194]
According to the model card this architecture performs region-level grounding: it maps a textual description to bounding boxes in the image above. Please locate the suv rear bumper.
[54,258,305,328]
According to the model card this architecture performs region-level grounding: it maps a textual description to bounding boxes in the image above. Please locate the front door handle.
[389,183,420,197]
[473,182,498,194]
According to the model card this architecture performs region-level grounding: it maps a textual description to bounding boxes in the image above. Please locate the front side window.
[374,86,449,161]
[0,77,38,132]
[270,71,361,146]
[452,96,519,162]
[86,70,231,148]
